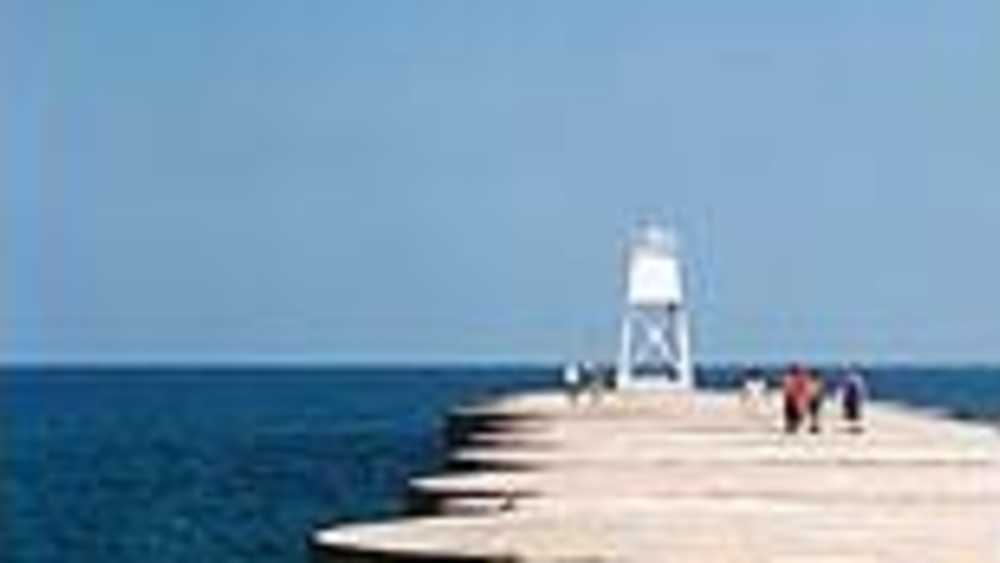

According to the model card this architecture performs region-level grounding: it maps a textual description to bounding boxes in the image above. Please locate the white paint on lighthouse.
[616,224,694,390]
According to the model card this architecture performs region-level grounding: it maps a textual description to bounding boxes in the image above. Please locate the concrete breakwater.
[311,390,1000,562]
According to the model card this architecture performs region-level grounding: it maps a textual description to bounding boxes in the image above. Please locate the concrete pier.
[312,391,1000,562]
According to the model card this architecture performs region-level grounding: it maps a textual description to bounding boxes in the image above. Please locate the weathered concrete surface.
[313,391,1000,562]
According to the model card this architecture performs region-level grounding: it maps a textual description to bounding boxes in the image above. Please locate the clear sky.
[4,1,999,364]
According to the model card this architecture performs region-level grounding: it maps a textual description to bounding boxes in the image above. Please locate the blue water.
[3,365,999,563]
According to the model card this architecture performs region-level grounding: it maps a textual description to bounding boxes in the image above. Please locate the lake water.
[3,365,998,563]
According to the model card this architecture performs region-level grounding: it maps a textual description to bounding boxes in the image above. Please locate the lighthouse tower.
[615,224,694,390]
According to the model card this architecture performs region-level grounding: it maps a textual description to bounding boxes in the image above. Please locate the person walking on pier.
[740,367,768,418]
[585,363,606,405]
[806,369,826,433]
[841,366,868,433]
[562,363,581,406]
[782,365,811,434]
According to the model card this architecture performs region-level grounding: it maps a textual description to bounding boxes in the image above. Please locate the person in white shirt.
[740,367,768,417]
[563,363,581,406]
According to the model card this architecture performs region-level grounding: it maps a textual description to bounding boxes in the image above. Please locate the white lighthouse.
[615,224,694,390]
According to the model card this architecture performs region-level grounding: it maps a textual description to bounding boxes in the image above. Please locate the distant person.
[806,369,826,433]
[740,367,768,416]
[781,367,796,433]
[841,366,868,433]
[585,363,605,405]
[782,365,810,434]
[562,363,581,406]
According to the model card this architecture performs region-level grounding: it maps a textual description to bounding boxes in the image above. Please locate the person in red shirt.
[806,369,826,434]
[782,364,811,434]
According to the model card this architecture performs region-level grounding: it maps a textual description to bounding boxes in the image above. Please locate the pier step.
[313,392,1000,562]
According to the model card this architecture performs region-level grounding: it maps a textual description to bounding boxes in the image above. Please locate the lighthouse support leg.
[673,307,693,388]
[616,305,694,390]
[616,313,633,389]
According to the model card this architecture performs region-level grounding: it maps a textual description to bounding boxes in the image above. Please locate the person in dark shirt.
[806,369,825,434]
[841,366,867,434]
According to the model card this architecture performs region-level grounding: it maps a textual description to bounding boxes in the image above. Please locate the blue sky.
[4,1,999,363]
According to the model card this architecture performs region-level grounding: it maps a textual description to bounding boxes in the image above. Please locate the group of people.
[742,364,867,434]
[561,361,869,434]
[562,362,609,405]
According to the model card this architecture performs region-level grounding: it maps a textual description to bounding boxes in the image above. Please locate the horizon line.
[5,357,1000,370]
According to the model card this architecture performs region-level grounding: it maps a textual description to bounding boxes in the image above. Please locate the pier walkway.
[313,391,1000,562]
